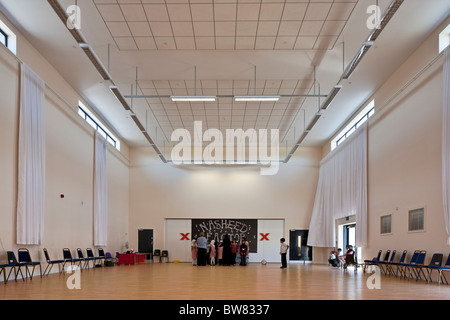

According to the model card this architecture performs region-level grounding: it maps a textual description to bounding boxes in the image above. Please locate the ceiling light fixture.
[320,85,343,110]
[368,0,404,42]
[79,43,111,81]
[342,41,374,80]
[171,96,217,102]
[47,0,86,44]
[234,95,281,102]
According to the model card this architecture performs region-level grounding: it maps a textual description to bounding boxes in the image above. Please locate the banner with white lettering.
[192,219,258,253]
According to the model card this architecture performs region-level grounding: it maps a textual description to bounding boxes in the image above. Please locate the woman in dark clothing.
[222,234,232,266]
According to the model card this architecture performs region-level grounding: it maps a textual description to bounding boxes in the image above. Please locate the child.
[239,239,248,266]
[191,240,197,266]
[280,238,289,269]
[230,239,238,265]
[209,240,216,265]
[217,241,224,266]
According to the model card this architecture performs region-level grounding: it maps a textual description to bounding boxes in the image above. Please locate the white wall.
[0,11,129,274]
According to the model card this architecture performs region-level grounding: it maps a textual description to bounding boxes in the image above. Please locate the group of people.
[328,245,355,268]
[191,232,250,266]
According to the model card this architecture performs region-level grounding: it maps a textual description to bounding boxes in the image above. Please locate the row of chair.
[363,249,450,284]
[0,248,109,284]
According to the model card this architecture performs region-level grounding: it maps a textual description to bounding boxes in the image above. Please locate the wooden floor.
[1,262,450,300]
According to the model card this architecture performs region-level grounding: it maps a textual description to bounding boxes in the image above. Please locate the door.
[138,229,153,256]
[289,230,312,262]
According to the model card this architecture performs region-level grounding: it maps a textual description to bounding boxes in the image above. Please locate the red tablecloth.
[117,253,147,265]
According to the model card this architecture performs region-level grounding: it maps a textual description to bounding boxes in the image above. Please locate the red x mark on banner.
[260,233,270,241]
[180,233,190,240]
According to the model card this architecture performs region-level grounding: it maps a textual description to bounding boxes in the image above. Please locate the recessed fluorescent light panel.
[171,96,216,102]
[234,96,280,102]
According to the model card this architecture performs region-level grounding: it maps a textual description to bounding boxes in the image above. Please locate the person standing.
[280,238,289,269]
[222,234,232,266]
[191,240,198,266]
[239,239,248,266]
[197,232,207,266]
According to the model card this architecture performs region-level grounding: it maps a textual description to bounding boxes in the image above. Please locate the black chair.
[424,253,444,283]
[18,248,42,280]
[437,253,450,284]
[63,248,83,270]
[161,250,169,263]
[343,252,359,273]
[77,248,94,270]
[153,249,161,263]
[378,250,395,275]
[43,248,64,275]
[363,250,382,272]
[6,251,25,282]
[86,248,102,267]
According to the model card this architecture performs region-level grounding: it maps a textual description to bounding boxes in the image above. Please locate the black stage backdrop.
[192,219,258,253]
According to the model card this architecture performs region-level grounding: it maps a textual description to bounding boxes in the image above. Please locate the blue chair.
[43,248,64,275]
[0,262,17,284]
[424,253,443,283]
[378,250,395,275]
[363,250,382,272]
[386,250,407,277]
[18,248,42,280]
[408,250,427,281]
[436,253,450,285]
[63,248,83,271]
[397,250,420,279]
[6,251,25,282]
[77,248,94,270]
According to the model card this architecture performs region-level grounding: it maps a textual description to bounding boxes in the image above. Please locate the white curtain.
[442,46,450,246]
[94,131,108,246]
[308,122,368,248]
[16,64,46,245]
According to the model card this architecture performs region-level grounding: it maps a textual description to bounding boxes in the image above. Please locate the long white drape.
[94,131,108,246]
[308,122,368,248]
[442,46,450,246]
[17,64,46,245]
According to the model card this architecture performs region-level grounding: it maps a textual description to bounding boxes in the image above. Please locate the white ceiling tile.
[313,36,337,50]
[193,22,215,37]
[304,3,332,20]
[135,37,157,49]
[144,4,170,21]
[128,22,152,37]
[149,22,173,36]
[215,22,236,36]
[96,4,125,21]
[214,4,237,21]
[327,2,356,21]
[195,37,216,49]
[236,21,258,37]
[120,4,147,21]
[259,3,284,21]
[281,3,307,21]
[171,22,194,37]
[190,4,214,21]
[167,4,192,21]
[175,37,196,49]
[294,36,316,49]
[107,22,132,37]
[154,37,177,49]
[235,37,255,49]
[255,36,276,49]
[236,3,260,21]
[277,21,301,36]
[114,37,138,50]
[298,20,324,36]
[274,36,296,49]
[256,21,280,36]
[215,37,235,49]
[320,20,346,36]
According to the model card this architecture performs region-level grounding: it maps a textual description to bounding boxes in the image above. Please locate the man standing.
[196,232,207,266]
[280,238,289,269]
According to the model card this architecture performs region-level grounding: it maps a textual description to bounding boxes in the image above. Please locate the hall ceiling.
[1,0,449,160]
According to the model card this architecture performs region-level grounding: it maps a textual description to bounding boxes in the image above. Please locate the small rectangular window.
[439,24,450,53]
[408,208,424,232]
[0,28,7,47]
[380,215,392,234]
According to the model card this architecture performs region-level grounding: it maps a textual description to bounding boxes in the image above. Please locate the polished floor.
[1,262,449,300]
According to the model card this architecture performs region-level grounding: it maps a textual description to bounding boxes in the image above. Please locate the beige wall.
[0,12,129,271]
[323,17,450,264]
[128,146,321,252]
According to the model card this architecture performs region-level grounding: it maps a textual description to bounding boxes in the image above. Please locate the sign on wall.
[191,219,258,253]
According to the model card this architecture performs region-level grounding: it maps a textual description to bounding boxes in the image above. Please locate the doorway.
[138,229,154,257]
[289,230,312,262]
